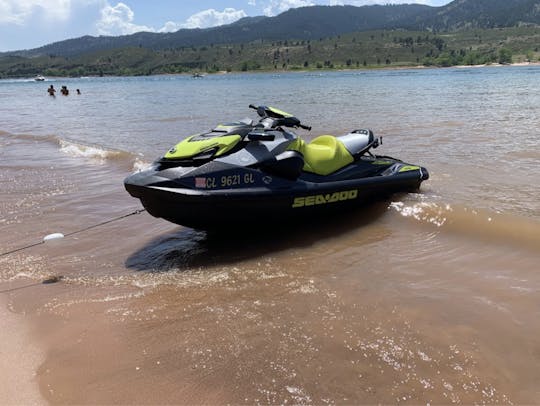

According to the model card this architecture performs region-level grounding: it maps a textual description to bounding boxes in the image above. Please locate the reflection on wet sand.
[125,202,389,272]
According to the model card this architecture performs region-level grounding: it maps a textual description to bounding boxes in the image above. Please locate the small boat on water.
[192,73,204,78]
[124,105,429,230]
[34,75,45,81]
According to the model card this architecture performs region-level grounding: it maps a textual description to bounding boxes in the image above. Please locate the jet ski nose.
[124,168,166,196]
[420,167,429,181]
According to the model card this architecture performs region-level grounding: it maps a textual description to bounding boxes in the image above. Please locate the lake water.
[1,67,539,404]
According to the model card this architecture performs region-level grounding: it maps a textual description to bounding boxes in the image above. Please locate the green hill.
[415,0,540,31]
[1,26,538,78]
[1,0,539,78]
[3,0,540,59]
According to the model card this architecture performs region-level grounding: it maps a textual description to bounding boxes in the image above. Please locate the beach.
[0,296,45,404]
[1,67,540,404]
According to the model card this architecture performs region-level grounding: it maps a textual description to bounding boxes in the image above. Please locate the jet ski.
[124,104,429,230]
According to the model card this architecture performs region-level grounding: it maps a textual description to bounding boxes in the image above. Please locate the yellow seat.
[290,135,354,176]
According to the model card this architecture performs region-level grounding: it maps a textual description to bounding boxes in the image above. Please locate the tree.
[498,48,512,64]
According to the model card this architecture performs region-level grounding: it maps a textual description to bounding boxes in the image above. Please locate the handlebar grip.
[300,124,312,131]
[249,104,257,110]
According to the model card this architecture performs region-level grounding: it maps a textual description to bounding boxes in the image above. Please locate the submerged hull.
[125,168,428,230]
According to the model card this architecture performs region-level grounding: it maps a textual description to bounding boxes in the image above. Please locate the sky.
[0,0,453,52]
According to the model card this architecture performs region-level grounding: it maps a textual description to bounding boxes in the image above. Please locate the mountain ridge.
[3,0,539,58]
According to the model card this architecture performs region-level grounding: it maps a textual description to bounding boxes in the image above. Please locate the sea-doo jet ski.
[124,104,429,230]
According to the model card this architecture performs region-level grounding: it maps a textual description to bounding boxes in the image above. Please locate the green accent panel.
[268,106,293,117]
[372,160,394,165]
[287,138,305,154]
[164,134,242,159]
[399,165,421,172]
[289,135,354,176]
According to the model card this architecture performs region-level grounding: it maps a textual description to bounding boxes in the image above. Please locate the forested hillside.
[1,0,539,78]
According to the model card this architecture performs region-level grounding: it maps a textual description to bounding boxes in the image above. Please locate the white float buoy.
[43,233,65,242]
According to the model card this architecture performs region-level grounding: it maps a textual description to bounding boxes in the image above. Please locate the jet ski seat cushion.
[292,135,354,176]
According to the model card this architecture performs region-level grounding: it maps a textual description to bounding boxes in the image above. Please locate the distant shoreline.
[6,61,540,82]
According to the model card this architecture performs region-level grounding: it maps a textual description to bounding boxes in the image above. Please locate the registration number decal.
[194,173,256,189]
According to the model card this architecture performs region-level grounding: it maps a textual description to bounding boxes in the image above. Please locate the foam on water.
[1,131,138,168]
[390,200,450,227]
[59,139,126,162]
[132,157,152,172]
[389,197,540,251]
[0,255,48,283]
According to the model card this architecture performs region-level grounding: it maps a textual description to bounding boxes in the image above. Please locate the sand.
[0,296,45,405]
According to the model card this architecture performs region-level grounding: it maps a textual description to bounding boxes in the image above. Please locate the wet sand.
[4,221,540,404]
[0,296,45,405]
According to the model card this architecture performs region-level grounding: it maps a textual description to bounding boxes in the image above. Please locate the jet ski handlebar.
[249,104,311,131]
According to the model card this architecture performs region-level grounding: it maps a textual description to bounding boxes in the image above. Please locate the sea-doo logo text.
[292,190,358,208]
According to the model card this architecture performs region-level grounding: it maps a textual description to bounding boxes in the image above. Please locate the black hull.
[125,170,427,230]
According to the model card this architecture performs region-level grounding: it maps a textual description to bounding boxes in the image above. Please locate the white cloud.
[96,2,152,35]
[96,4,247,35]
[158,21,180,33]
[263,0,315,16]
[328,0,431,5]
[178,8,248,30]
[157,8,248,33]
[0,0,74,25]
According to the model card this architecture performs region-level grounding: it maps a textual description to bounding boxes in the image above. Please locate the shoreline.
[2,61,539,82]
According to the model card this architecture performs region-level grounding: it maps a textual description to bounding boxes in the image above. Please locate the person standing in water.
[47,85,56,96]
